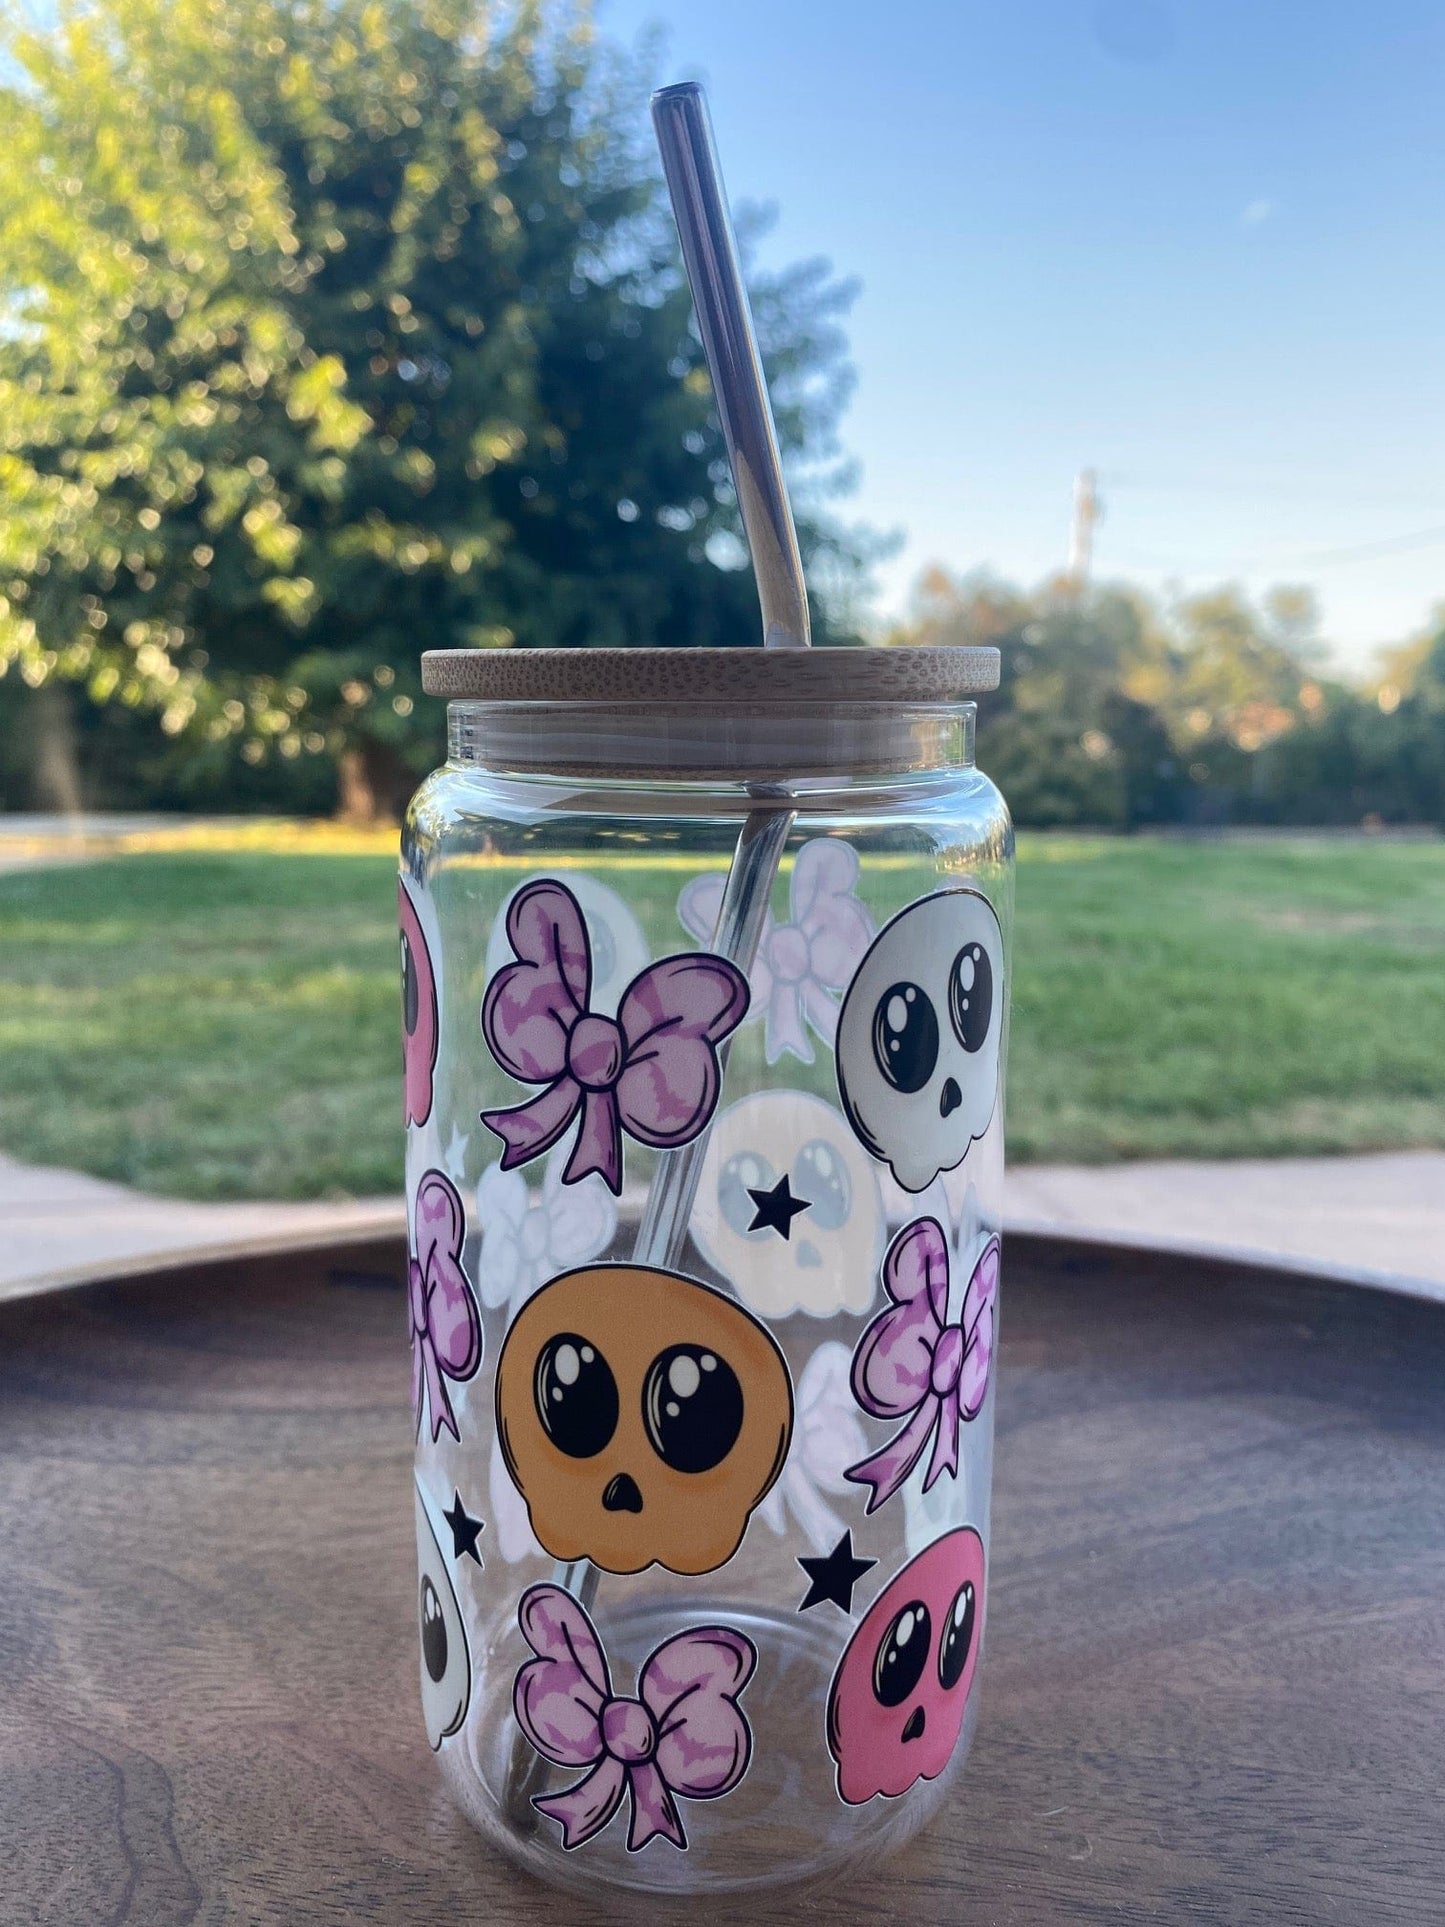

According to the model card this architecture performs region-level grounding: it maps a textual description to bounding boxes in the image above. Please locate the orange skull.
[495,1264,794,1576]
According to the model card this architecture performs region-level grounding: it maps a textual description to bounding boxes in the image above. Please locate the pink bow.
[514,1583,756,1854]
[482,879,748,1196]
[408,1169,482,1443]
[679,839,874,1065]
[845,1220,999,1513]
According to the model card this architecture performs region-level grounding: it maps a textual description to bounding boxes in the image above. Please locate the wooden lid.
[421,645,999,704]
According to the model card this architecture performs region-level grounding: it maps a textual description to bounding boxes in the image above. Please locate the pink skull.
[826,1527,985,1805]
[399,876,438,1129]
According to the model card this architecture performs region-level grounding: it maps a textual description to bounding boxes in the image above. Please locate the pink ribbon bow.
[408,1169,482,1443]
[679,839,875,1065]
[514,1583,756,1854]
[482,879,749,1196]
[845,1219,999,1513]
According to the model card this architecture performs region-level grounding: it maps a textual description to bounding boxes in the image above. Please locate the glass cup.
[401,646,1009,1898]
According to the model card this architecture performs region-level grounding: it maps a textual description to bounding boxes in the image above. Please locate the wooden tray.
[3,1236,1442,1925]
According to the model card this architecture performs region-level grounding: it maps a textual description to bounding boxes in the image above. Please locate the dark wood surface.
[3,1237,1443,1926]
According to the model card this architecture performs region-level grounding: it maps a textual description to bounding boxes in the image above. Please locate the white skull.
[414,1479,472,1751]
[691,1090,885,1320]
[835,888,1003,1194]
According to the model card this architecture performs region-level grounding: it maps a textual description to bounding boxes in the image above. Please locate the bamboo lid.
[421,645,999,704]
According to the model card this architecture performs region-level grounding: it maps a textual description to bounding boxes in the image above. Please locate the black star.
[442,1491,485,1565]
[747,1173,812,1240]
[797,1530,876,1615]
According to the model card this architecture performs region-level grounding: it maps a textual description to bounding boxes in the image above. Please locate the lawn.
[0,833,1441,1199]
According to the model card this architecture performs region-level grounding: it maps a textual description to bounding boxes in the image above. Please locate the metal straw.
[622,79,811,1269]
[651,83,811,654]
[507,81,809,1822]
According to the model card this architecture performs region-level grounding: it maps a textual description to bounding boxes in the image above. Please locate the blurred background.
[0,0,1440,1254]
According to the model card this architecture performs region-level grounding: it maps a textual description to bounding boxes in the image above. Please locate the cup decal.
[514,1583,757,1852]
[481,878,748,1196]
[399,872,439,1129]
[494,1264,793,1576]
[826,1527,985,1804]
[796,1528,877,1616]
[757,1341,870,1554]
[415,1478,473,1751]
[441,1489,485,1567]
[678,838,876,1065]
[408,1168,482,1443]
[489,1431,544,1564]
[845,1219,998,1514]
[487,870,650,1018]
[476,1149,617,1317]
[443,1123,471,1184]
[691,1090,885,1320]
[835,888,1003,1193]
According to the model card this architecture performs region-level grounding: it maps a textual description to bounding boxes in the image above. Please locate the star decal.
[442,1490,485,1566]
[797,1530,876,1615]
[747,1173,812,1241]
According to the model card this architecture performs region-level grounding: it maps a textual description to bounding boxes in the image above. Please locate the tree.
[892,567,1445,830]
[1371,604,1445,711]
[0,0,869,817]
[1165,586,1317,754]
[905,567,1183,829]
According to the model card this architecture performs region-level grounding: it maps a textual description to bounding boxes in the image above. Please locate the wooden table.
[3,1237,1443,1925]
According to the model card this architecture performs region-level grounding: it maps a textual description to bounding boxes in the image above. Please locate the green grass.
[0,834,1441,1198]
[1007,834,1445,1161]
[0,853,400,1199]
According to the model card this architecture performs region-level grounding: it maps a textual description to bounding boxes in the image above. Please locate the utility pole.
[1067,467,1100,586]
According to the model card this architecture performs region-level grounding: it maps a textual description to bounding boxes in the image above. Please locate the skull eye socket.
[421,1575,448,1683]
[534,1332,619,1459]
[872,1599,932,1707]
[401,931,420,1037]
[718,1151,778,1238]
[871,982,939,1094]
[642,1344,743,1474]
[937,1581,976,1690]
[949,942,993,1055]
[416,1485,471,1750]
[794,1137,851,1230]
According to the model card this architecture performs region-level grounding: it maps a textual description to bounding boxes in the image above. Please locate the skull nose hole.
[901,1705,927,1743]
[939,1077,962,1118]
[602,1472,643,1514]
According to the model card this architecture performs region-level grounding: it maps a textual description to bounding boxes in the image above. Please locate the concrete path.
[0,811,392,873]
[2,1149,1441,1306]
[0,1154,404,1302]
[0,813,218,872]
[1006,1150,1445,1304]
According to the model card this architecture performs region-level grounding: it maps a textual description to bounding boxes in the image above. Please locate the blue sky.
[599,0,1445,667]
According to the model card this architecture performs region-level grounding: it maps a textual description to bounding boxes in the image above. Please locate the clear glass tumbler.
[400,645,1009,1898]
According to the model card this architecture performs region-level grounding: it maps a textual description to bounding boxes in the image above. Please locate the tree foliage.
[904,569,1445,831]
[0,0,869,811]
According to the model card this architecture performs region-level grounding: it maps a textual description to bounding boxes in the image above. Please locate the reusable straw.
[650,83,811,656]
[507,80,811,1819]
[631,79,809,1258]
